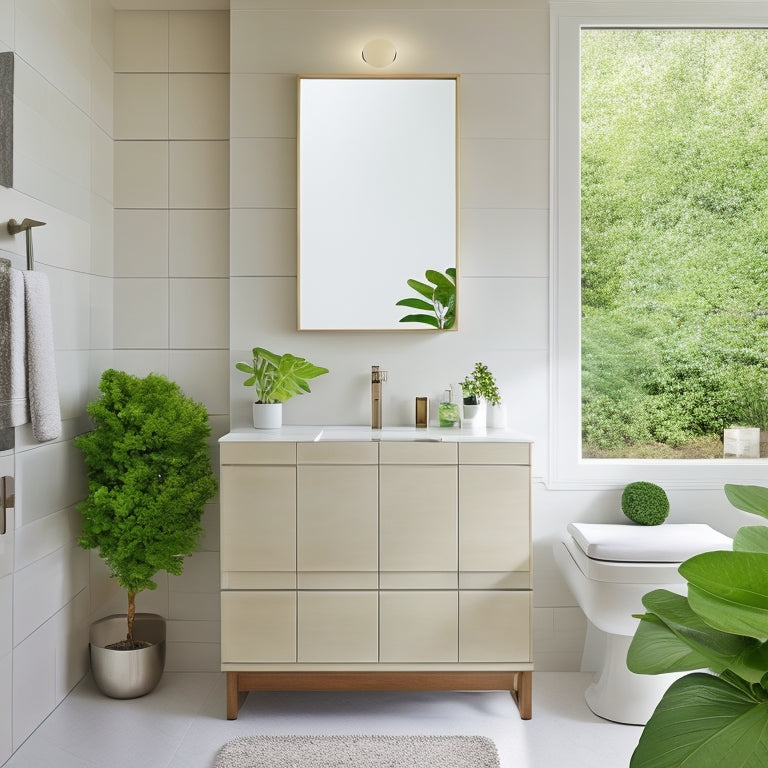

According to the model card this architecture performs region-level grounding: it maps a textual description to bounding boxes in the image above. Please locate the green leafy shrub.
[460,362,501,406]
[76,369,218,645]
[621,481,669,526]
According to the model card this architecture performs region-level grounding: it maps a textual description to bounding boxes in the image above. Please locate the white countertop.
[220,425,533,443]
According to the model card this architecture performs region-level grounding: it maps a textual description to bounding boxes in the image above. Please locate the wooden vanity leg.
[512,671,532,720]
[226,672,248,720]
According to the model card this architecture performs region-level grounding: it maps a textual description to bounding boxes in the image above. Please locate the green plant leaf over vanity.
[396,267,456,329]
[236,346,329,404]
[627,483,768,767]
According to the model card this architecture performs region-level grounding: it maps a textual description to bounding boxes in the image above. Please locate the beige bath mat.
[214,734,500,768]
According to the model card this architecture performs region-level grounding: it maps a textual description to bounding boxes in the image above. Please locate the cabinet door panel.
[297,465,378,577]
[459,591,531,662]
[298,591,378,662]
[459,465,529,573]
[220,465,296,573]
[379,465,457,575]
[221,591,296,663]
[380,591,458,662]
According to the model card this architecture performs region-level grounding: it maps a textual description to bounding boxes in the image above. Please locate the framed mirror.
[297,75,459,331]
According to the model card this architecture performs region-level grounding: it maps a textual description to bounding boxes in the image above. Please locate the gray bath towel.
[0,258,30,429]
[23,270,61,442]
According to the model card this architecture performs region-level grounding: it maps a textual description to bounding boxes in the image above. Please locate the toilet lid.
[567,522,732,562]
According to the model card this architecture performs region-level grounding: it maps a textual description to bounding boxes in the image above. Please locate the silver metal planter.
[89,613,166,699]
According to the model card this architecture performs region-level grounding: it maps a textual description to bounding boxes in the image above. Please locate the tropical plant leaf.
[628,613,715,675]
[735,526,768,554]
[628,590,765,682]
[405,279,437,300]
[688,584,768,642]
[397,268,457,329]
[398,313,440,328]
[630,673,768,768]
[425,269,455,289]
[395,298,434,311]
[725,485,768,522]
[236,347,328,403]
[681,550,768,609]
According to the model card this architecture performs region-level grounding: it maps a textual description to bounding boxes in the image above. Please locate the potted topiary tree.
[76,369,218,698]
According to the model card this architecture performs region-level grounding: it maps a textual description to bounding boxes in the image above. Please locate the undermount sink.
[315,426,443,442]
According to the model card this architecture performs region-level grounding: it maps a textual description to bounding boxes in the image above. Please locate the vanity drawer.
[458,442,530,466]
[221,591,296,663]
[298,441,378,464]
[221,441,296,465]
[379,441,457,464]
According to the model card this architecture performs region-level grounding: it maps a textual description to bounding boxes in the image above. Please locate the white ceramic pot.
[487,404,507,429]
[461,402,487,431]
[252,402,282,429]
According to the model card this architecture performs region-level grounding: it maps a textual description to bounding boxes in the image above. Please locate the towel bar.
[7,217,46,270]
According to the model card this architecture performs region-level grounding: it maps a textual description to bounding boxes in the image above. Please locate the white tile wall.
[169,74,229,139]
[114,74,169,139]
[114,277,169,348]
[169,209,229,277]
[169,140,229,209]
[1,2,116,759]
[111,11,230,680]
[114,141,169,209]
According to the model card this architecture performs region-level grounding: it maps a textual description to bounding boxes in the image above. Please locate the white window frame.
[549,1,768,489]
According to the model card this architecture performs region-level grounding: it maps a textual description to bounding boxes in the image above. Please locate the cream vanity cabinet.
[219,431,533,721]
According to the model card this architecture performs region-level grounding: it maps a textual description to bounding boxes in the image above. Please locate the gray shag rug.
[214,734,500,768]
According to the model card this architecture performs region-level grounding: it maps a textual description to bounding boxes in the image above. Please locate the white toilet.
[554,522,732,725]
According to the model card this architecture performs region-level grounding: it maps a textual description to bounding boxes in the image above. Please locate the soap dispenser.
[438,389,460,428]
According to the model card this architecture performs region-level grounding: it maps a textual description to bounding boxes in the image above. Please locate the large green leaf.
[628,590,764,681]
[628,613,714,674]
[631,673,768,768]
[735,526,768,554]
[688,584,768,642]
[725,485,768,522]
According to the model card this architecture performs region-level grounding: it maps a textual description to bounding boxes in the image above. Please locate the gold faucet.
[371,365,388,429]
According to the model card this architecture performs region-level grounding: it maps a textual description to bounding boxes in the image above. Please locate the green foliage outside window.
[581,29,768,458]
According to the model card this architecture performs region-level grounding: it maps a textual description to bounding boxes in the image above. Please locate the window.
[550,2,768,488]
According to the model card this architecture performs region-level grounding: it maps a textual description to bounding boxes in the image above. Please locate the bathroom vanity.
[219,427,533,719]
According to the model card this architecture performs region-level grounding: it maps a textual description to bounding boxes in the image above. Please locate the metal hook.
[7,218,46,270]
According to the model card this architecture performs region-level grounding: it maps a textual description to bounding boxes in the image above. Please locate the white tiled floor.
[4,672,642,767]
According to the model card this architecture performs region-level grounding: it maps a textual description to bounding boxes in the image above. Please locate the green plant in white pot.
[77,369,217,698]
[236,346,329,428]
[627,483,768,767]
[460,362,501,430]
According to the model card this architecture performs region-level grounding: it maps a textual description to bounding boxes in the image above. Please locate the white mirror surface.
[298,76,458,331]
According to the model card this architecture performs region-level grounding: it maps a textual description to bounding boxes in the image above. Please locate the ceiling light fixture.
[362,39,397,68]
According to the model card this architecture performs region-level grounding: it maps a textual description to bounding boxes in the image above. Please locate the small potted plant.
[76,369,218,698]
[236,346,329,428]
[460,362,502,430]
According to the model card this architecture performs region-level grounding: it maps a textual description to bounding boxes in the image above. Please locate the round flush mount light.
[362,39,397,68]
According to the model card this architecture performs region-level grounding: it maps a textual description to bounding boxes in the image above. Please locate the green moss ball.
[621,481,670,526]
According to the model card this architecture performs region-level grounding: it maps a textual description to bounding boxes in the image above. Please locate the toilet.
[554,522,732,725]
